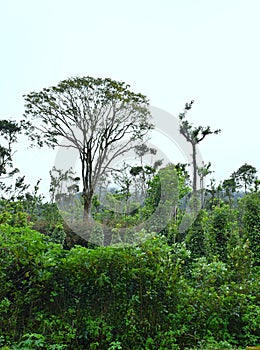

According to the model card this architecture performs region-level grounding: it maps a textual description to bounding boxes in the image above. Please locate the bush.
[0,224,259,349]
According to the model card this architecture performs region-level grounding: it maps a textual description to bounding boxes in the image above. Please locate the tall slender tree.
[0,119,30,199]
[179,101,221,210]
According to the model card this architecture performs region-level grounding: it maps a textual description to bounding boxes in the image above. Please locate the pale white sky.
[1,0,260,196]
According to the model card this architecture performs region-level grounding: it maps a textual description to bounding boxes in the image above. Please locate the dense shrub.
[0,224,259,349]
[239,193,260,264]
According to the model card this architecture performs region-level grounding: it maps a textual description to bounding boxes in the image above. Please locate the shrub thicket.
[0,222,259,349]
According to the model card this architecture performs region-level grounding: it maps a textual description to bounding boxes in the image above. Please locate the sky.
[1,0,260,197]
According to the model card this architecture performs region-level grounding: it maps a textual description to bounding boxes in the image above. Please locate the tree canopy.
[232,163,257,193]
[23,76,153,220]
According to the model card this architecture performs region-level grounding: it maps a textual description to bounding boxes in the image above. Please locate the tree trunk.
[82,190,94,222]
[192,143,199,212]
[200,175,205,208]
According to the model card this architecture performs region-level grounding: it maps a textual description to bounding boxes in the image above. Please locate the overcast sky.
[1,0,260,196]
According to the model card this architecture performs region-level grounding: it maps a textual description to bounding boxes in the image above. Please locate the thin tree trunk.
[192,143,197,193]
[82,190,94,222]
[192,143,198,212]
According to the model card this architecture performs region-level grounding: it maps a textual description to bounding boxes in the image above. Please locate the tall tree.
[141,163,179,233]
[23,77,153,221]
[232,163,257,193]
[179,101,221,210]
[130,144,162,199]
[0,119,21,178]
[222,177,237,207]
[0,119,30,199]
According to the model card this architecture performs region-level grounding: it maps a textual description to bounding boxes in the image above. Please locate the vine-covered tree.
[23,77,153,221]
[239,192,260,264]
[141,163,179,232]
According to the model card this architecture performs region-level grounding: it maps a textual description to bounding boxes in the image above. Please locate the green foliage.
[203,204,240,262]
[140,164,179,232]
[0,141,259,350]
[185,205,240,263]
[47,223,66,245]
[89,223,104,246]
[232,163,257,193]
[185,210,207,259]
[23,76,153,220]
[223,177,237,197]
[0,120,21,179]
[239,193,260,264]
[2,76,259,350]
[0,120,33,202]
[0,223,259,349]
[13,333,46,349]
